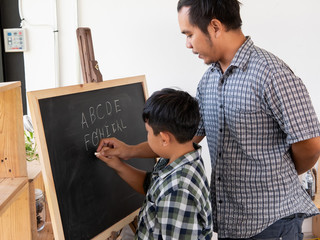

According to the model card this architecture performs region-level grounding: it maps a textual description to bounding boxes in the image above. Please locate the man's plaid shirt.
[196,37,320,238]
[135,144,213,240]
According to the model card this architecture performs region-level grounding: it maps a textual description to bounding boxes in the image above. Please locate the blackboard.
[27,76,155,240]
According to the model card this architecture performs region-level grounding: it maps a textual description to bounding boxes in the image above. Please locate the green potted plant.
[23,115,39,161]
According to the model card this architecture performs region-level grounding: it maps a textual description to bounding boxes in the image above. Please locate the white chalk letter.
[81,113,89,129]
[89,107,96,124]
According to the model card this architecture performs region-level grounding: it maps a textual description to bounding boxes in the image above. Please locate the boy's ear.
[159,131,171,146]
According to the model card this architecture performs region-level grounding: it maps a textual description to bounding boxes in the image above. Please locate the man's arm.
[193,135,205,144]
[291,136,320,174]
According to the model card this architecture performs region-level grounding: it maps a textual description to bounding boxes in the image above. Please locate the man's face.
[178,6,218,65]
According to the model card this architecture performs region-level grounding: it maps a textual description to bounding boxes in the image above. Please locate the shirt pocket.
[223,105,271,163]
[225,105,263,137]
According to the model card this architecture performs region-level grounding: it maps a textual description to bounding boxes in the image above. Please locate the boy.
[96,88,212,239]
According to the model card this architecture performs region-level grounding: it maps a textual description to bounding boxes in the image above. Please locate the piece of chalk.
[94,152,99,156]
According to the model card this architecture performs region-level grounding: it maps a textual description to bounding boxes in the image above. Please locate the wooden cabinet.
[0,82,32,240]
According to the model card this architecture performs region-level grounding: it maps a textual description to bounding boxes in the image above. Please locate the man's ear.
[210,19,223,38]
[159,131,171,147]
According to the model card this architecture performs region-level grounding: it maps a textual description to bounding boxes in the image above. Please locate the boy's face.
[145,122,164,158]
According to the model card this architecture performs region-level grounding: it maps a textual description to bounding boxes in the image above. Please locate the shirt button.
[211,68,214,72]
[219,128,223,132]
[217,177,221,181]
[219,200,223,204]
[220,104,223,109]
[218,152,221,157]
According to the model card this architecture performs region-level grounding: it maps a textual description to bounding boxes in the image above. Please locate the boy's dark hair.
[142,88,200,143]
[177,0,242,34]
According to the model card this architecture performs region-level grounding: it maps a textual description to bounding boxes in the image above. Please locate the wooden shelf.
[27,160,54,240]
[0,163,53,240]
[0,177,28,215]
[0,177,32,240]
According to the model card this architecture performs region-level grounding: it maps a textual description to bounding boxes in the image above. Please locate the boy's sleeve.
[156,189,211,239]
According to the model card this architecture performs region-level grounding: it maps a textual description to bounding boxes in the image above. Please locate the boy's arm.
[96,153,147,195]
[97,138,158,160]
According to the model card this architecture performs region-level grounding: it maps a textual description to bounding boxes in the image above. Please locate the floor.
[304,232,319,240]
[120,228,318,240]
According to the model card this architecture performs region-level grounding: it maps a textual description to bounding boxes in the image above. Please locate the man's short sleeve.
[264,68,320,144]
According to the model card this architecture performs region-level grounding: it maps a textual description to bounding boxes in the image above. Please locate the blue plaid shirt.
[136,144,213,240]
[196,37,320,238]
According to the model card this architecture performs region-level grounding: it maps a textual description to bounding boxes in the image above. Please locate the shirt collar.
[154,143,202,179]
[211,36,254,73]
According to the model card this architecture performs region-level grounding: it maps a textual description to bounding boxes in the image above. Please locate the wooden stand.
[0,82,32,240]
[76,28,103,83]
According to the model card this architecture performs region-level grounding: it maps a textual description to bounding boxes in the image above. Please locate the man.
[98,0,320,239]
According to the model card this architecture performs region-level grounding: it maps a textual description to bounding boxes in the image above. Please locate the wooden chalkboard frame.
[27,75,151,240]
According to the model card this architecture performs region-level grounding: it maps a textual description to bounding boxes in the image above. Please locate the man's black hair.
[142,88,200,143]
[177,0,242,34]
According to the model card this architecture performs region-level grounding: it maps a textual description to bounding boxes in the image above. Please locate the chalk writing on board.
[81,99,128,151]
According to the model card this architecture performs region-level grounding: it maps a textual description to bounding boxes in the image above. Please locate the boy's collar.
[155,143,202,179]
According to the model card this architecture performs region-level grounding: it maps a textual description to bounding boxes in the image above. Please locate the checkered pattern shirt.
[196,37,320,238]
[136,144,213,240]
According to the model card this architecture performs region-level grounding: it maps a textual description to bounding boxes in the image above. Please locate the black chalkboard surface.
[27,76,155,240]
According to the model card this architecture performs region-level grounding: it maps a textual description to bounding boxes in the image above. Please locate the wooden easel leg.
[128,216,138,234]
[107,230,122,240]
[107,215,138,239]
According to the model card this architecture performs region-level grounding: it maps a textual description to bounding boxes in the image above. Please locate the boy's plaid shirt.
[136,144,213,240]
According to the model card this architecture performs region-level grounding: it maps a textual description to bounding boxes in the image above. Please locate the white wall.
[21,0,319,235]
[22,0,320,114]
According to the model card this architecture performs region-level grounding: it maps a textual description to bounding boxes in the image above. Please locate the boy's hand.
[97,137,133,160]
[95,149,123,170]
